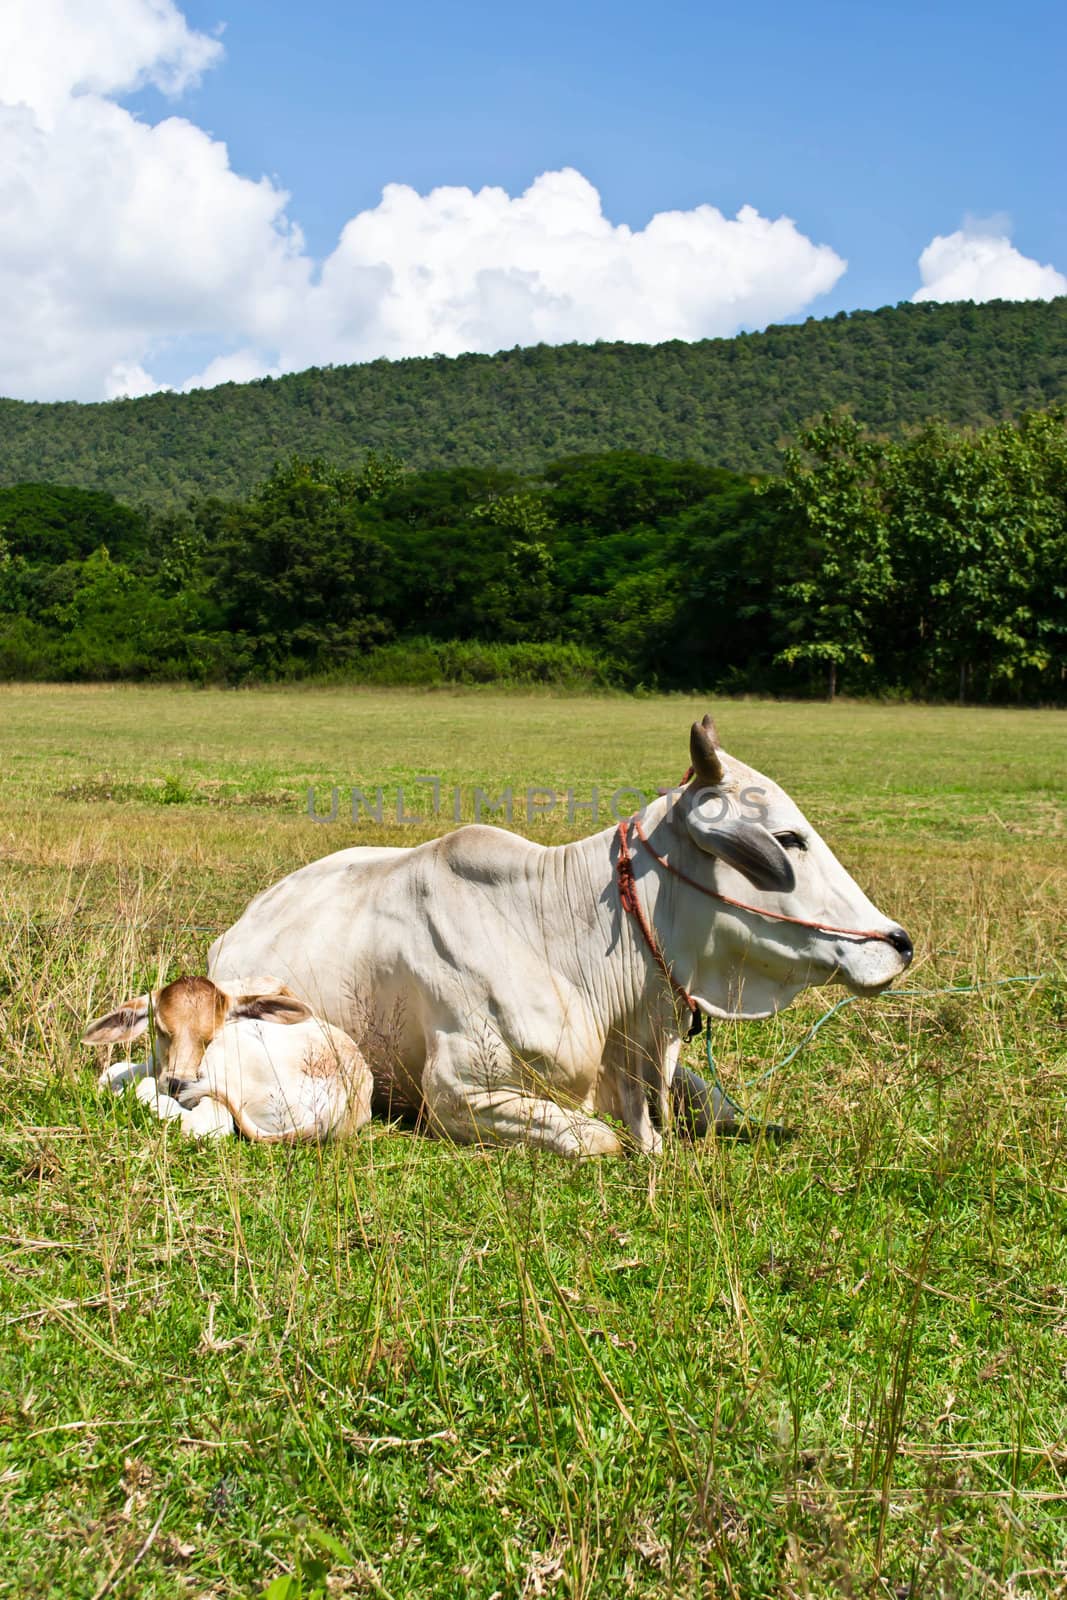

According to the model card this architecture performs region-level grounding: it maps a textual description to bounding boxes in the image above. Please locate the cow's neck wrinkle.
[537,798,687,1035]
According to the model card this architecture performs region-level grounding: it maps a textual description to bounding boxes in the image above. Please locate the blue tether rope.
[701,974,1050,1120]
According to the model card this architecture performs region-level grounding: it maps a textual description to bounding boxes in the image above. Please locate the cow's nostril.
[885,927,913,965]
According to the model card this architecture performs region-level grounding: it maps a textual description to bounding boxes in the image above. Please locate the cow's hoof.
[721,1118,795,1145]
[671,1066,794,1145]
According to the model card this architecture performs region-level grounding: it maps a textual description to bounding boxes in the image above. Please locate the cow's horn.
[690,720,724,787]
[701,712,720,744]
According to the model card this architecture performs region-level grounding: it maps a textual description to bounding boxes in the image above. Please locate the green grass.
[0,686,1065,1598]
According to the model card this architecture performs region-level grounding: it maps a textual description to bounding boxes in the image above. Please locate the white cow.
[85,975,373,1142]
[208,718,912,1156]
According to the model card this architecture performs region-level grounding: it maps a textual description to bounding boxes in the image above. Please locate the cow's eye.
[774,831,807,852]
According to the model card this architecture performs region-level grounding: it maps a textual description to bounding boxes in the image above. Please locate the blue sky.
[2,0,1065,399]
[151,0,1067,315]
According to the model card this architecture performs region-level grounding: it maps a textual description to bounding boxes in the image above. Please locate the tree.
[772,415,894,699]
[0,483,148,564]
[204,458,393,676]
[0,532,20,612]
[888,412,1067,700]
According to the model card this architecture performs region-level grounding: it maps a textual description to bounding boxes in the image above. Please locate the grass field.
[1,685,1065,1600]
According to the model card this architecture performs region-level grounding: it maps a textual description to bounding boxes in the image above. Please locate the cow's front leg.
[670,1065,745,1136]
[598,1037,664,1155]
[422,1032,623,1158]
[670,1065,789,1142]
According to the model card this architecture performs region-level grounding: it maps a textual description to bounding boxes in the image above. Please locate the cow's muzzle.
[883,926,913,968]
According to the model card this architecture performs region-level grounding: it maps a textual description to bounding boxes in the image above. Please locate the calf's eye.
[774,831,807,852]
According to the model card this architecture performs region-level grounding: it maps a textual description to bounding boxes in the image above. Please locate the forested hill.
[2,298,1066,506]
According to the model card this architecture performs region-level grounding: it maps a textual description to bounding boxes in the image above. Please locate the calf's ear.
[686,814,796,894]
[83,994,152,1045]
[228,993,314,1026]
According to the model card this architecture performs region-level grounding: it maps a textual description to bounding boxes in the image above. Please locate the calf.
[84,975,373,1143]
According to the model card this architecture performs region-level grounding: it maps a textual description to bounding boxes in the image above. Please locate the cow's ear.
[83,994,152,1045]
[686,814,796,894]
[228,993,314,1027]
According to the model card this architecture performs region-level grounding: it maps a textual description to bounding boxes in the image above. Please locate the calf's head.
[669,716,912,1018]
[83,975,312,1084]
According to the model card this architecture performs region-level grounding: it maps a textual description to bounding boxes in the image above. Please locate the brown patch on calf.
[85,975,229,1081]
[155,975,228,1037]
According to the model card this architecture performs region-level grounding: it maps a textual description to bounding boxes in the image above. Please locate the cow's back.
[208,845,408,1019]
[206,831,550,1091]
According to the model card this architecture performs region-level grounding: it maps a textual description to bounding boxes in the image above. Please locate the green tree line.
[1,410,1064,702]
[1,299,1066,508]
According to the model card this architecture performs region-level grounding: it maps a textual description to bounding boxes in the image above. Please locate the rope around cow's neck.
[614,813,703,1035]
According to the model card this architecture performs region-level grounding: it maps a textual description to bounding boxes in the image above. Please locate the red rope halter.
[614,812,701,1033]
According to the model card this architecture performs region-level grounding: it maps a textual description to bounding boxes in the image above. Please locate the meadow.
[0,685,1064,1600]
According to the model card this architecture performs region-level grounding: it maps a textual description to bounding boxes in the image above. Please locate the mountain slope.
[1,298,1065,506]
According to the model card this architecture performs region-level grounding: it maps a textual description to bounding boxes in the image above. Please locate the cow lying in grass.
[208,716,912,1156]
[84,975,373,1142]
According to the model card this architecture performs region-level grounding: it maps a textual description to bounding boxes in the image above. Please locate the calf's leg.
[133,1077,233,1137]
[100,1057,153,1093]
[133,1078,185,1120]
[179,1096,234,1139]
[177,1055,370,1143]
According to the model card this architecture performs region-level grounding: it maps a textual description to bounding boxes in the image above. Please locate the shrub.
[349,637,624,689]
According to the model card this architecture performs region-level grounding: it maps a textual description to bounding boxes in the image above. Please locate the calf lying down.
[84,975,373,1142]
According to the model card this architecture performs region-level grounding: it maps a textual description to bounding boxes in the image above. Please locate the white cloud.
[913,221,1067,304]
[0,0,847,402]
[182,350,281,390]
[104,360,168,400]
[294,173,846,367]
[0,0,222,125]
[0,88,307,399]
